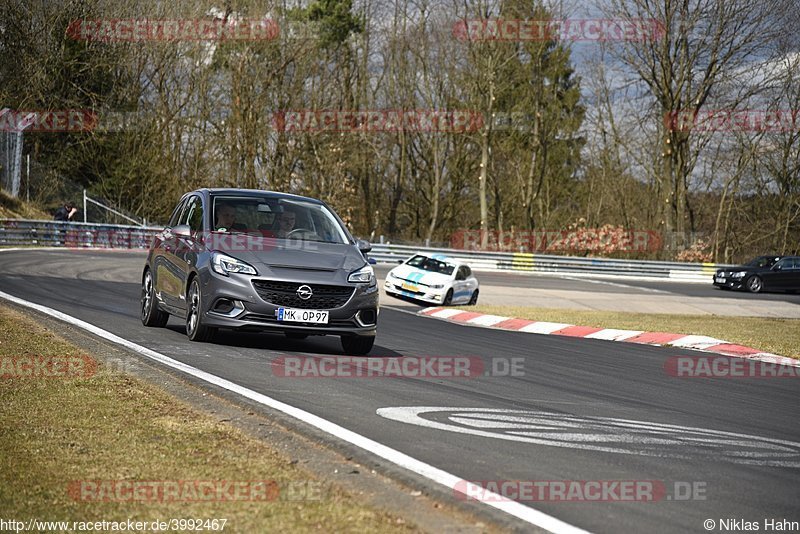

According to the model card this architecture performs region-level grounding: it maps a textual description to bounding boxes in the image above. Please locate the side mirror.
[172,224,191,238]
[773,264,782,271]
[357,239,372,254]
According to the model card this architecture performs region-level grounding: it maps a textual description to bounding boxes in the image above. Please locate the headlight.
[731,271,746,279]
[388,271,398,279]
[211,252,257,276]
[349,264,375,284]
[430,283,444,289]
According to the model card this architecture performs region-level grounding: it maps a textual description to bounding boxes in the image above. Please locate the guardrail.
[0,219,726,282]
[368,243,728,283]
[0,219,159,249]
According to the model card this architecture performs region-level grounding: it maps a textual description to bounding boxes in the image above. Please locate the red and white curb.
[419,307,798,367]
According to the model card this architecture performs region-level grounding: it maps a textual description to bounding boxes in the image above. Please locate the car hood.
[730,265,769,272]
[205,235,366,276]
[389,264,452,285]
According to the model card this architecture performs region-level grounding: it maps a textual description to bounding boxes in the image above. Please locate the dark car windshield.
[210,196,348,244]
[745,256,781,268]
[406,255,455,275]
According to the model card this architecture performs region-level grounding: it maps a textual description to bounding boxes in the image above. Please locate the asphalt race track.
[2,249,798,533]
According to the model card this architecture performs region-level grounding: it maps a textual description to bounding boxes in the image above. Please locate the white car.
[384,253,479,306]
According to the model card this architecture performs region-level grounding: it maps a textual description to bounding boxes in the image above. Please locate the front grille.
[252,280,354,309]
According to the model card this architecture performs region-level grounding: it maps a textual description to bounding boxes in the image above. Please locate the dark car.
[713,255,800,293]
[141,189,378,354]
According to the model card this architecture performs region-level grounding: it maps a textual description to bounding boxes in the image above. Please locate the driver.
[276,209,297,238]
[215,202,247,232]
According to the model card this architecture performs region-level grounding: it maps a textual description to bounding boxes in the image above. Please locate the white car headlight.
[349,264,375,284]
[731,271,746,279]
[388,271,398,279]
[211,252,257,276]
[430,283,444,289]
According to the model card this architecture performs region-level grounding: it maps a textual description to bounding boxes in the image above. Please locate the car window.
[180,196,202,230]
[168,198,187,227]
[183,196,203,232]
[773,258,791,271]
[456,267,467,280]
[464,266,472,277]
[747,256,780,268]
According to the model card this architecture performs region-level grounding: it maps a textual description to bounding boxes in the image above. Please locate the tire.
[141,270,169,327]
[340,335,374,355]
[468,289,479,305]
[442,289,453,306]
[745,275,763,293]
[285,333,309,340]
[186,278,216,342]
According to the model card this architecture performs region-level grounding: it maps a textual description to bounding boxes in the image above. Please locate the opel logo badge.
[297,285,313,300]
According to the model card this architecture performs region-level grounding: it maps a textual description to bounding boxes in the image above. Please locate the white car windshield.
[406,255,455,276]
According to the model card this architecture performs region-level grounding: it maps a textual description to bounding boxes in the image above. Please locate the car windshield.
[406,255,455,275]
[745,256,780,268]
[211,196,348,244]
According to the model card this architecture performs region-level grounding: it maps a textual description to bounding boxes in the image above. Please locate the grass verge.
[458,304,800,359]
[0,190,52,219]
[0,304,414,532]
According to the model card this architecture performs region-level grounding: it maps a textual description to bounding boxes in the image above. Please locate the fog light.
[355,309,377,327]
[209,298,244,317]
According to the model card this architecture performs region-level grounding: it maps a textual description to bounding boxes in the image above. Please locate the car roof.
[413,253,467,267]
[196,188,323,204]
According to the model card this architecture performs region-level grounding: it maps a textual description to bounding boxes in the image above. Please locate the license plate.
[401,282,419,291]
[715,277,725,283]
[276,308,329,324]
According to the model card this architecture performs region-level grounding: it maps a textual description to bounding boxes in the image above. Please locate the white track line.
[556,276,671,294]
[0,289,591,534]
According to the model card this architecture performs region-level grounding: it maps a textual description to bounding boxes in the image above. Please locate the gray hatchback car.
[141,188,378,354]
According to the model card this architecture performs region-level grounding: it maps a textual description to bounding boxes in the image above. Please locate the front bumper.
[384,279,446,305]
[712,273,746,290]
[199,271,379,335]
